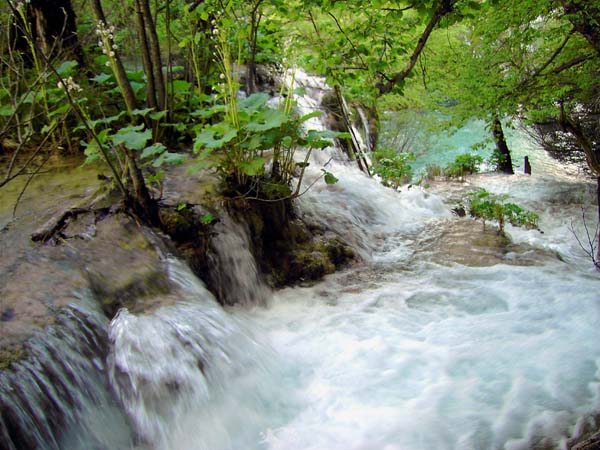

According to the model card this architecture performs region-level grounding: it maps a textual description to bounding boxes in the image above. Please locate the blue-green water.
[379,112,560,179]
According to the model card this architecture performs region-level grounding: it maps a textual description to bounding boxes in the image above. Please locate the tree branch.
[377,0,456,95]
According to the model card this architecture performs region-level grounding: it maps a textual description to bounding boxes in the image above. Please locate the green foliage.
[467,188,539,233]
[371,147,415,189]
[444,153,483,178]
[200,212,217,225]
[424,164,443,179]
[192,90,342,198]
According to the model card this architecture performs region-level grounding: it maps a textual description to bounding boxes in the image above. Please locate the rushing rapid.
[2,71,599,450]
[106,73,600,450]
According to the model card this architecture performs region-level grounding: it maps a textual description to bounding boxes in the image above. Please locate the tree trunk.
[90,0,138,114]
[246,2,263,94]
[138,0,166,110]
[124,149,159,225]
[334,85,371,175]
[597,176,600,265]
[491,117,514,174]
[133,0,158,109]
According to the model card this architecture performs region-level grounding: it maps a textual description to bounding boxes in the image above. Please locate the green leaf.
[194,123,237,150]
[112,126,152,150]
[322,170,338,185]
[153,151,187,167]
[132,108,155,117]
[150,110,168,121]
[240,157,265,176]
[201,213,216,225]
[57,60,78,76]
[245,109,286,132]
[141,143,166,159]
[0,104,15,117]
[298,111,322,123]
[190,104,226,119]
[89,111,126,129]
[238,92,270,113]
[126,70,145,83]
[171,80,191,95]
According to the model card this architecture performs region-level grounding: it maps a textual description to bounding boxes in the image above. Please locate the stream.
[2,73,600,450]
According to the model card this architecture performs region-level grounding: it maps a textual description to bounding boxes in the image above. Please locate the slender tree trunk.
[246,2,263,94]
[334,85,371,175]
[90,0,137,113]
[597,176,600,265]
[138,0,166,110]
[491,116,514,174]
[133,0,157,109]
[124,149,159,225]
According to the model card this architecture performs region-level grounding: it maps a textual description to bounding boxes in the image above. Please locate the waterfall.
[2,69,600,450]
[208,214,271,306]
[0,297,132,450]
[107,258,292,449]
[356,106,373,152]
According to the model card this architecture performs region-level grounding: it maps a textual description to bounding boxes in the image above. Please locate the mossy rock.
[159,208,194,240]
[0,344,24,370]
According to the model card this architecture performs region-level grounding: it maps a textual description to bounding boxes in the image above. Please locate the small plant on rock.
[467,188,539,234]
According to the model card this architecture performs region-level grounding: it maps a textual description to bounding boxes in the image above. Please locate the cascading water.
[4,70,599,450]
[0,296,132,450]
[208,215,271,306]
[107,258,295,450]
[101,70,600,450]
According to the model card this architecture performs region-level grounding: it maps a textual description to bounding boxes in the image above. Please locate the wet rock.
[1,308,15,322]
[81,213,172,317]
[572,432,600,450]
[0,344,23,370]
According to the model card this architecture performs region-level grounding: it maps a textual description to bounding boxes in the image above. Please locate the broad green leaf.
[245,109,286,132]
[132,108,155,117]
[190,104,226,119]
[171,80,191,95]
[153,151,187,167]
[112,126,152,150]
[0,104,15,117]
[194,123,237,150]
[240,157,265,176]
[238,92,270,113]
[89,111,126,129]
[141,143,166,159]
[150,110,168,121]
[126,70,145,83]
[162,152,187,165]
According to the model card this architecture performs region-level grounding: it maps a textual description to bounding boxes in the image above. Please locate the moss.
[159,208,194,239]
[0,344,24,370]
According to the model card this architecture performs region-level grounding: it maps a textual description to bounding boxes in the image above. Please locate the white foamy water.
[101,71,600,450]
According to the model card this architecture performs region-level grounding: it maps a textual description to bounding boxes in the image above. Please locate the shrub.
[424,163,443,180]
[444,153,483,178]
[466,188,539,233]
[371,147,415,189]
